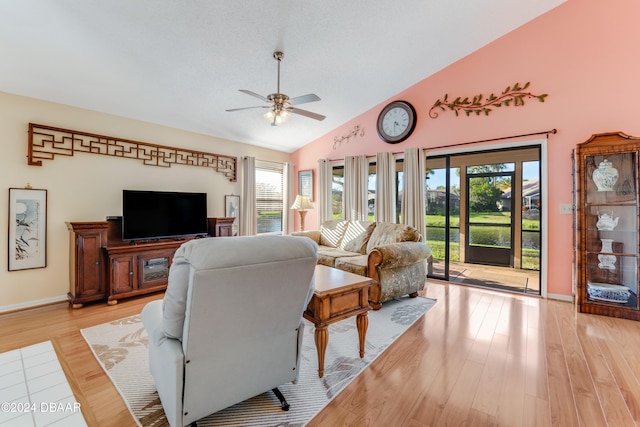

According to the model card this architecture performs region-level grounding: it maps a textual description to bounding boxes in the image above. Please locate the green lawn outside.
[426,212,540,230]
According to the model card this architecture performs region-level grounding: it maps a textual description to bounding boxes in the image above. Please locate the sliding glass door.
[426,146,541,295]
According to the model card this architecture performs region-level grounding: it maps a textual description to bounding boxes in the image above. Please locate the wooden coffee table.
[304,265,374,378]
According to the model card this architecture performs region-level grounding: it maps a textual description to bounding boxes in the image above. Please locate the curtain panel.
[283,162,294,234]
[317,159,333,227]
[375,151,397,223]
[344,155,369,221]
[240,156,257,236]
[401,148,426,241]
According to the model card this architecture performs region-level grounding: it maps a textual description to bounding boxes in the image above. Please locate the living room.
[2,0,640,425]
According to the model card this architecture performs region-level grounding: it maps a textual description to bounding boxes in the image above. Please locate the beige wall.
[0,91,290,311]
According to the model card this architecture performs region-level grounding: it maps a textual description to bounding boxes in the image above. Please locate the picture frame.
[8,188,47,271]
[299,170,314,202]
[225,195,240,218]
[225,195,240,236]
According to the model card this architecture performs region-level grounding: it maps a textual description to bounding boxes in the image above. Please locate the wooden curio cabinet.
[67,221,109,308]
[575,132,640,320]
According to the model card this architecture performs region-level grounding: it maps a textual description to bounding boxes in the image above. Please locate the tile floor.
[0,341,86,427]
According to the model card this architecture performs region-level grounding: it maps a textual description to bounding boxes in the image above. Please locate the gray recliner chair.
[141,235,317,427]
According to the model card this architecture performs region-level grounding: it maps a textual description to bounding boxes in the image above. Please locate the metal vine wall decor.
[333,125,365,150]
[27,123,237,181]
[429,82,548,118]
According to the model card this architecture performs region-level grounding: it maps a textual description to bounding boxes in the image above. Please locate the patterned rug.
[80,296,436,427]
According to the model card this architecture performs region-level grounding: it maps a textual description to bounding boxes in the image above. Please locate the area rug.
[81,296,435,427]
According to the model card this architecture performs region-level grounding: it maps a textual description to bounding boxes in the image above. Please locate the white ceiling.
[0,0,565,153]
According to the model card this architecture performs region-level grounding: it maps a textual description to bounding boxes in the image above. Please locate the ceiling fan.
[226,51,326,126]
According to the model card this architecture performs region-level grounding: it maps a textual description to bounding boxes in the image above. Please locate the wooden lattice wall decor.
[27,123,237,182]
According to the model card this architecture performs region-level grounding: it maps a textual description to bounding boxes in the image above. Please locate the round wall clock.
[376,100,417,144]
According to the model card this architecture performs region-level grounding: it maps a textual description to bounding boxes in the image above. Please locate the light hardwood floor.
[2,281,639,427]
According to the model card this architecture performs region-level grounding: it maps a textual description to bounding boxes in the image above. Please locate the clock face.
[377,101,416,144]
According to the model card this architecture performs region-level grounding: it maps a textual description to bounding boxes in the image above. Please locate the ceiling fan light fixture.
[229,51,325,124]
[264,108,290,126]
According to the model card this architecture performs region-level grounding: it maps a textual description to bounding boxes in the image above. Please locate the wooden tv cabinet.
[67,217,233,308]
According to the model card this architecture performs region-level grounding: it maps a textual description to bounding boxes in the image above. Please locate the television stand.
[66,216,235,308]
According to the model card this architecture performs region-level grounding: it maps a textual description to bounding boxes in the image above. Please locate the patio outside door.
[466,172,515,267]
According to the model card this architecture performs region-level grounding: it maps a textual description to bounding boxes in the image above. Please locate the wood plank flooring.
[1,281,639,427]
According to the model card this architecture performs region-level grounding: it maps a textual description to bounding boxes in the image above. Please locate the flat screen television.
[122,190,208,241]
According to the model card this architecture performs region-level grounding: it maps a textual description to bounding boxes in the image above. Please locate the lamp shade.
[290,195,313,210]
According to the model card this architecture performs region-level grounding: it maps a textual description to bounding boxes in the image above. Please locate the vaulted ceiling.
[0,0,565,153]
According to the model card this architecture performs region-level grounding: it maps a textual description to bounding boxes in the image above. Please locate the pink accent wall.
[291,0,640,297]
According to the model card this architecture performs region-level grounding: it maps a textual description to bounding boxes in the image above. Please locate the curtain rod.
[420,128,556,153]
[242,157,286,166]
[328,128,556,161]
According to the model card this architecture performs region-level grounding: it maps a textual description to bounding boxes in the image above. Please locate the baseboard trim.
[0,295,68,314]
[547,293,573,303]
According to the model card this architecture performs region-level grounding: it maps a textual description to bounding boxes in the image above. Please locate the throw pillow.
[319,220,347,247]
[341,221,376,254]
[366,223,421,253]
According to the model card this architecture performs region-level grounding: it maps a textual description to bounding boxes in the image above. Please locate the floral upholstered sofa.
[292,219,432,309]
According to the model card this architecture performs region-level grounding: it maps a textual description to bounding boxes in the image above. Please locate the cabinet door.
[110,255,136,295]
[582,151,639,311]
[217,223,233,237]
[75,232,105,298]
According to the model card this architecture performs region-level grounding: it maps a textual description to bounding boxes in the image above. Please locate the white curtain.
[401,148,426,240]
[283,162,294,234]
[344,155,369,221]
[317,159,333,227]
[240,156,256,236]
[375,151,397,223]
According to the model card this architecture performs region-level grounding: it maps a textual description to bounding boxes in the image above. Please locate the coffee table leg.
[356,312,368,358]
[314,326,328,378]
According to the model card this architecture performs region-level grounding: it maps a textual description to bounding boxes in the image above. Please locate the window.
[332,161,378,221]
[367,162,376,221]
[256,161,284,234]
[332,166,344,219]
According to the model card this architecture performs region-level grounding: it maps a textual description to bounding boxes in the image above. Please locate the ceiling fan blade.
[289,107,326,121]
[239,89,269,102]
[226,105,271,112]
[289,93,321,105]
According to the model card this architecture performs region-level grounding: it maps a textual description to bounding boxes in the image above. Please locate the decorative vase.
[592,159,619,192]
[598,238,616,270]
[596,211,619,231]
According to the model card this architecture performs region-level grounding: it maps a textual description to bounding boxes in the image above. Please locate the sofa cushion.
[340,221,376,254]
[335,255,368,276]
[317,246,360,267]
[319,220,348,248]
[366,222,421,253]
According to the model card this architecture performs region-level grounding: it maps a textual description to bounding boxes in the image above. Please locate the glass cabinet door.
[584,152,638,309]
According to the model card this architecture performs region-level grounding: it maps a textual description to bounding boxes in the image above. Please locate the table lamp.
[290,195,314,231]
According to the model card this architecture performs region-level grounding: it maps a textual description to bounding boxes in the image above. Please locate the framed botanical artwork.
[225,195,240,218]
[299,170,313,202]
[8,188,47,271]
[225,195,240,236]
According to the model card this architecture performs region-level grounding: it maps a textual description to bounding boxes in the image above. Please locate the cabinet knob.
[130,271,134,276]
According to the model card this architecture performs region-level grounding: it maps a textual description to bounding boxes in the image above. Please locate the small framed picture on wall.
[8,187,47,271]
[225,195,240,236]
[225,195,240,218]
[298,170,313,202]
